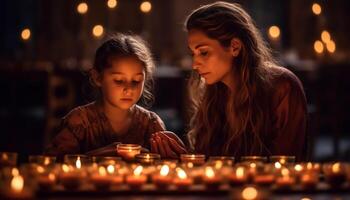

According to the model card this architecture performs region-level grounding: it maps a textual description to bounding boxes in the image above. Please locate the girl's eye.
[200,51,208,56]
[114,80,124,85]
[131,80,141,86]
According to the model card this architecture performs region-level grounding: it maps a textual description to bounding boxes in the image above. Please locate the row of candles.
[1,144,350,199]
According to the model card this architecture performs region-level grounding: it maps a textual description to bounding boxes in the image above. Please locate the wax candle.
[275,168,295,189]
[59,162,86,190]
[90,166,113,190]
[229,166,248,186]
[152,164,172,188]
[173,167,193,190]
[269,156,295,166]
[323,162,346,188]
[135,153,161,165]
[117,144,141,161]
[1,171,34,199]
[126,165,147,189]
[37,173,57,190]
[203,166,221,189]
[300,171,318,189]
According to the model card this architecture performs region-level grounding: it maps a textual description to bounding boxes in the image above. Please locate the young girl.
[184,2,307,161]
[45,34,186,158]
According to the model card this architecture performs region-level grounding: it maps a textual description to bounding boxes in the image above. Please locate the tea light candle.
[180,154,205,166]
[203,166,221,189]
[135,153,161,165]
[300,171,318,189]
[117,144,141,161]
[229,166,248,186]
[90,166,113,190]
[173,167,193,190]
[275,168,295,188]
[28,155,56,166]
[126,165,147,189]
[37,173,56,190]
[2,173,34,199]
[59,163,85,190]
[152,164,172,188]
[323,162,346,187]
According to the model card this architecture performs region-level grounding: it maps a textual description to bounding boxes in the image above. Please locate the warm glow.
[134,165,143,176]
[332,162,340,173]
[312,3,322,15]
[242,186,258,200]
[2,153,8,160]
[37,166,45,173]
[11,175,24,192]
[268,25,281,39]
[236,167,245,178]
[48,173,56,181]
[294,164,303,172]
[321,30,331,44]
[146,154,151,159]
[249,163,256,168]
[301,198,312,200]
[274,162,282,169]
[306,162,313,170]
[12,168,19,176]
[140,1,152,13]
[214,161,223,169]
[98,166,107,176]
[77,2,88,14]
[76,157,81,169]
[44,157,50,165]
[160,165,170,176]
[107,165,115,174]
[62,164,70,172]
[326,40,336,53]
[92,25,104,38]
[187,162,194,168]
[314,40,324,54]
[281,168,290,176]
[176,168,187,179]
[21,28,31,40]
[205,167,215,178]
[107,0,117,9]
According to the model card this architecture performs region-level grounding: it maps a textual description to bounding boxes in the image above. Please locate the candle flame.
[99,166,107,176]
[160,165,170,176]
[187,162,194,168]
[107,165,115,174]
[205,167,215,178]
[236,167,245,178]
[274,162,281,169]
[281,168,289,176]
[44,157,50,165]
[76,157,81,169]
[249,163,256,168]
[241,186,258,200]
[133,165,143,176]
[307,162,313,170]
[146,154,150,159]
[37,166,45,173]
[294,164,303,172]
[214,161,223,169]
[176,168,187,179]
[280,158,286,164]
[11,175,24,192]
[62,164,70,172]
[12,168,19,176]
[332,163,340,173]
[190,154,195,159]
[48,173,56,181]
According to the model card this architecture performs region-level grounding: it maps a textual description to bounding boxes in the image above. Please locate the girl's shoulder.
[62,102,99,128]
[133,105,163,121]
[133,105,166,131]
[269,66,304,91]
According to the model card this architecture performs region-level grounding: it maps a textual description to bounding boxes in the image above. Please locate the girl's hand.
[150,131,188,158]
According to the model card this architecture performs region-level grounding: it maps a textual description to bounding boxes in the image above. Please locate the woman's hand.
[150,131,188,158]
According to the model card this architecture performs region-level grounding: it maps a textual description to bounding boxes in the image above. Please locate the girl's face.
[188,29,235,86]
[98,57,145,110]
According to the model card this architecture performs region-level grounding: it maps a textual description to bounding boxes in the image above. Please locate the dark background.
[1,0,350,162]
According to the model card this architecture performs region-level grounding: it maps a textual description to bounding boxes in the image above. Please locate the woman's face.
[188,29,234,86]
[98,57,145,110]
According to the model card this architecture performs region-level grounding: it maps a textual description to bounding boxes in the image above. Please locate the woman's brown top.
[45,102,165,157]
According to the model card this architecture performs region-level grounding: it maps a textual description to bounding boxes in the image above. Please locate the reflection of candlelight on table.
[229,166,247,186]
[173,167,193,189]
[117,144,141,161]
[153,164,172,188]
[203,166,221,189]
[126,165,147,189]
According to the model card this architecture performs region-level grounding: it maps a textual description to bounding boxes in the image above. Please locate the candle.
[59,163,85,190]
[28,155,56,166]
[300,171,318,189]
[90,166,113,190]
[323,162,346,188]
[117,144,141,161]
[152,164,172,188]
[135,153,161,165]
[275,168,295,189]
[173,167,193,190]
[203,166,221,189]
[0,152,18,168]
[229,166,248,186]
[180,154,205,166]
[269,155,295,166]
[126,165,147,189]
[37,173,57,190]
[1,171,34,199]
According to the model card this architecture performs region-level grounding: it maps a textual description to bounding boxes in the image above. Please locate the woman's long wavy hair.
[185,2,280,156]
[90,33,155,108]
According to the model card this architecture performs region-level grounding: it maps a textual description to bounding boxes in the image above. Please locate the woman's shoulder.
[63,102,98,127]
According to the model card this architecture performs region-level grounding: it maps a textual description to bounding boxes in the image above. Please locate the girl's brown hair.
[185,2,280,156]
[92,33,155,107]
